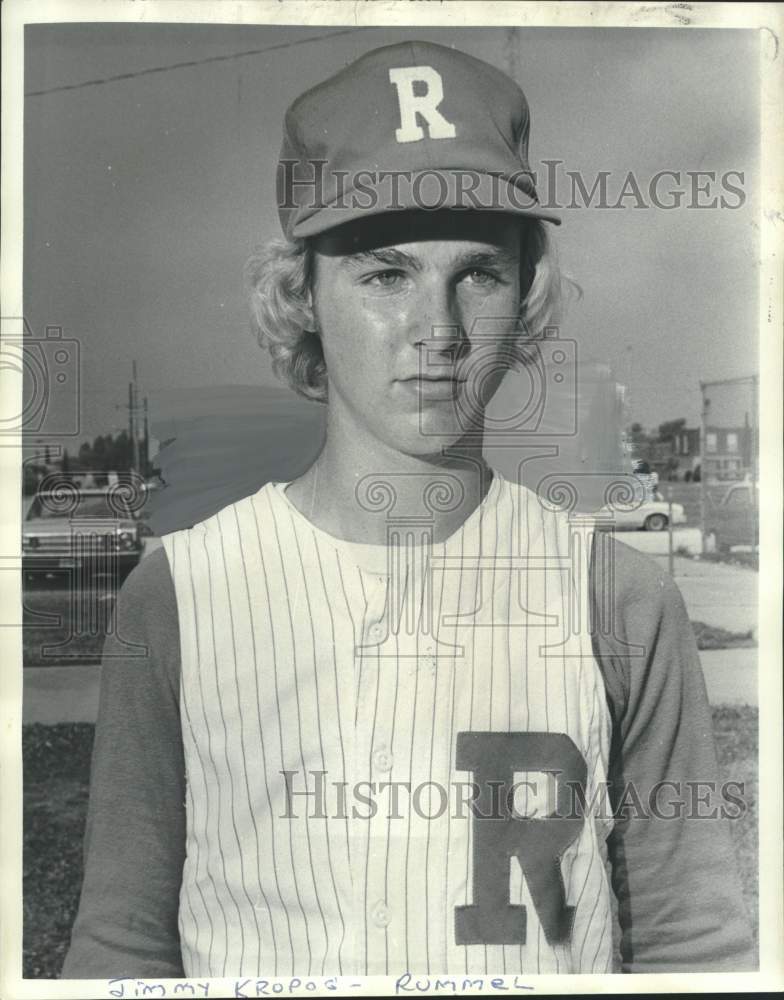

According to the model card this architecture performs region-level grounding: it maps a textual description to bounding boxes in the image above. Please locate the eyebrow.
[454,248,520,269]
[339,248,422,271]
[339,246,520,271]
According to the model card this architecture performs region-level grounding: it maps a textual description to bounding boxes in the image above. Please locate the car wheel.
[644,513,668,531]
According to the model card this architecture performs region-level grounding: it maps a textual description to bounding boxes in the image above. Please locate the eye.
[461,269,499,287]
[362,270,404,288]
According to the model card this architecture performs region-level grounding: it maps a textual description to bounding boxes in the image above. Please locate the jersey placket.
[351,568,392,973]
[361,549,446,974]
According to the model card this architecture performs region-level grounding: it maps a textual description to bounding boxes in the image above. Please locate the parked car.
[705,481,759,553]
[600,491,687,531]
[22,486,144,583]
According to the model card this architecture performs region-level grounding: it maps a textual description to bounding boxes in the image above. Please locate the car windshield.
[26,493,131,520]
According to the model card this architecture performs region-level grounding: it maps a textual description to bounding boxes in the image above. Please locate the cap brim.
[287,169,561,239]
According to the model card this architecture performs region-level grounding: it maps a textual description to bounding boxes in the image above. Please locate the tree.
[93,434,108,469]
[23,463,44,495]
[657,417,687,443]
[66,432,135,474]
[628,421,645,441]
[108,430,133,470]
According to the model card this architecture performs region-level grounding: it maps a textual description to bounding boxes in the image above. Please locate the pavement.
[23,665,101,725]
[620,526,703,557]
[668,557,758,636]
[611,539,760,706]
[618,534,758,635]
[697,648,758,707]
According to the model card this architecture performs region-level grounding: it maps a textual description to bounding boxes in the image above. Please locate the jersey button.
[372,747,393,773]
[368,622,384,642]
[371,900,391,928]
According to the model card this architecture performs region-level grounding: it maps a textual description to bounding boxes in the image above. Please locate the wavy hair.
[245,218,571,404]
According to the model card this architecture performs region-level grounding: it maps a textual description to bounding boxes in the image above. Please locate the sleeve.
[60,545,186,979]
[590,533,755,973]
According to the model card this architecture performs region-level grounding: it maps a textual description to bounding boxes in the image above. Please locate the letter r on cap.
[388,66,457,143]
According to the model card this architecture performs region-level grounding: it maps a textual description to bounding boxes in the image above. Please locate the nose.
[410,280,466,360]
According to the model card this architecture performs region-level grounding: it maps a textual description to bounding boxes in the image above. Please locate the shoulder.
[120,544,177,620]
[111,546,181,697]
[593,533,677,611]
[590,533,698,733]
[592,532,688,638]
[160,482,279,549]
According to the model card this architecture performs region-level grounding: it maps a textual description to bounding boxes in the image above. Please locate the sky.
[22,23,760,456]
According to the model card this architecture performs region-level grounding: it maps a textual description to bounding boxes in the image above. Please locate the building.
[671,424,756,482]
[673,426,701,479]
[702,423,756,482]
[632,424,756,483]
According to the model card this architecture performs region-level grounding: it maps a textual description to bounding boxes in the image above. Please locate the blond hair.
[245,219,568,403]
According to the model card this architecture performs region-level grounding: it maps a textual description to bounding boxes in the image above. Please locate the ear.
[301,285,319,334]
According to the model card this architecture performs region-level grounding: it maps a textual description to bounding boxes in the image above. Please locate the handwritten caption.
[107,974,535,997]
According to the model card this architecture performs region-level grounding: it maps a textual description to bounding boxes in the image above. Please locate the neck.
[284,417,494,546]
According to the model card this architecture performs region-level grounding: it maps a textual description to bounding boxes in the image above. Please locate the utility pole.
[751,373,758,548]
[699,384,709,554]
[131,361,139,474]
[119,361,143,476]
[128,380,135,473]
[143,395,150,477]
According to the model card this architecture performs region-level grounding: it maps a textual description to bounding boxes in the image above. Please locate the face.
[310,211,527,458]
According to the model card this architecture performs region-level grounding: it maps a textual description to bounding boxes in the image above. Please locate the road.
[21,538,163,667]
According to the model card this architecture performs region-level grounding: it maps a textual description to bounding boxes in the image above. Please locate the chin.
[382,409,483,457]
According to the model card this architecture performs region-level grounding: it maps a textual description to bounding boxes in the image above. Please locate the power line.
[25,28,363,97]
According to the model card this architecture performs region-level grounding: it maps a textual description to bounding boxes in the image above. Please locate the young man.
[63,41,753,979]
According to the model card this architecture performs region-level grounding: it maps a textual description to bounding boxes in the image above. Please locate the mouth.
[397,375,467,400]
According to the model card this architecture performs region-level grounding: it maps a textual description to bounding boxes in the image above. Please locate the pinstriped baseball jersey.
[161,470,614,977]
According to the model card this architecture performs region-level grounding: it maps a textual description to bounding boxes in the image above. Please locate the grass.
[692,620,756,650]
[698,551,759,571]
[23,712,759,978]
[23,724,95,979]
[675,547,759,571]
[711,704,759,962]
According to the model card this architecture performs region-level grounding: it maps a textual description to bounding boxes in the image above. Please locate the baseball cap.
[277,40,560,239]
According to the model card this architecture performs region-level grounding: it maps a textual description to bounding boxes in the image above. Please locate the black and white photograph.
[1,2,782,996]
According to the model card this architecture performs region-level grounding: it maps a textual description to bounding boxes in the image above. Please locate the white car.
[600,491,687,531]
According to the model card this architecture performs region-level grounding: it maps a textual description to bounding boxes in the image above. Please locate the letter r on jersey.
[388,66,458,143]
[455,731,587,946]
